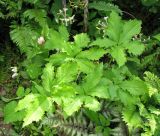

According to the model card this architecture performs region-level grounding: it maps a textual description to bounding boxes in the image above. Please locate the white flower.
[12,73,18,79]
[11,66,18,79]
[37,36,45,45]
[11,66,17,73]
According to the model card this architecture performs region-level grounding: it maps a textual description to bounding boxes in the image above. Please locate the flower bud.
[38,36,45,45]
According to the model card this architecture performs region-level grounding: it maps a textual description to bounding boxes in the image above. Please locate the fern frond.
[23,9,47,26]
[10,25,39,54]
[144,72,160,91]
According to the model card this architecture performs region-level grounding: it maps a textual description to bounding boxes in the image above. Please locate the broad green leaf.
[4,101,25,123]
[41,63,54,92]
[122,106,142,128]
[45,29,66,50]
[106,11,123,42]
[58,25,69,41]
[126,41,145,55]
[16,93,39,111]
[26,64,42,79]
[90,38,116,48]
[119,20,141,43]
[74,33,90,48]
[108,84,119,99]
[48,52,68,66]
[56,62,79,83]
[63,97,83,116]
[118,90,139,106]
[76,59,95,73]
[23,96,52,127]
[16,86,25,97]
[76,48,106,60]
[53,85,76,98]
[83,64,103,90]
[33,82,46,95]
[110,47,126,67]
[121,78,148,96]
[90,85,109,99]
[84,96,101,111]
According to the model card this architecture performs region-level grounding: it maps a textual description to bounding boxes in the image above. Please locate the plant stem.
[83,0,88,32]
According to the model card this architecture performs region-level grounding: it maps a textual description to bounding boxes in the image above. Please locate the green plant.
[2,0,160,136]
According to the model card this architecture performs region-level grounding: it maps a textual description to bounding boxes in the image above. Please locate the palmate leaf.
[76,47,106,60]
[110,47,126,67]
[4,101,25,123]
[101,11,144,67]
[74,33,90,48]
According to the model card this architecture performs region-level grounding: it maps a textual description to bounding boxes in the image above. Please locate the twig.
[122,10,136,19]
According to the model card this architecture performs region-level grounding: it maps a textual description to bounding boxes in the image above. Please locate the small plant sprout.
[11,66,18,78]
[38,36,45,45]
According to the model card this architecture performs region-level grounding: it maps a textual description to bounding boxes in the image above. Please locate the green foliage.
[90,11,145,67]
[2,0,160,136]
[89,1,122,14]
[4,101,25,123]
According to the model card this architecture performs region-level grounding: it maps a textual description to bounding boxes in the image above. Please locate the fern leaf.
[10,25,38,54]
[23,9,47,26]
